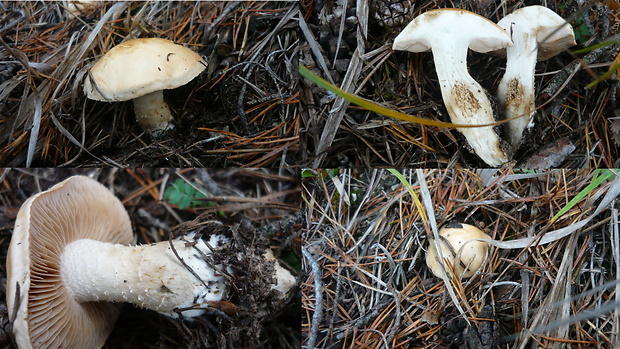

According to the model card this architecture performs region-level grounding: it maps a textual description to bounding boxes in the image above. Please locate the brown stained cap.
[84,38,206,102]
[6,176,136,349]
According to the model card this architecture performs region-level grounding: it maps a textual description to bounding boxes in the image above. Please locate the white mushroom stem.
[264,249,297,295]
[497,30,537,149]
[61,234,227,319]
[132,90,174,134]
[431,41,509,167]
[496,6,576,150]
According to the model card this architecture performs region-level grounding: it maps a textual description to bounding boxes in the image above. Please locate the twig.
[302,246,323,349]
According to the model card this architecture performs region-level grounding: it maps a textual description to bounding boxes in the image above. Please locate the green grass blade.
[586,56,620,88]
[551,170,618,223]
[571,37,619,54]
[387,169,427,225]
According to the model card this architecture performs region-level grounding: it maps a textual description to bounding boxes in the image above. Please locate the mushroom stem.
[497,32,537,149]
[132,90,174,134]
[61,234,227,319]
[431,42,510,167]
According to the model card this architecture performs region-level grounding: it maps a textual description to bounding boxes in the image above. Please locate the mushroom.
[425,222,491,279]
[63,0,98,16]
[392,9,514,167]
[6,176,295,349]
[495,6,576,149]
[84,38,206,134]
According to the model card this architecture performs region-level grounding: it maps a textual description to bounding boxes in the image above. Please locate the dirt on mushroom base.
[0,168,301,349]
[157,218,300,348]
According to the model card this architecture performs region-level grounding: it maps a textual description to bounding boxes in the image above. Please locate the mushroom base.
[132,90,174,134]
[61,234,228,319]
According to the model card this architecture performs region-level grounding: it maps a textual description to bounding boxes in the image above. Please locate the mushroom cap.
[495,6,576,61]
[392,9,513,54]
[7,176,136,349]
[84,37,206,102]
[425,222,491,279]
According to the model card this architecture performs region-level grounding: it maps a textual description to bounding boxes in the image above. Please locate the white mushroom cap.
[393,9,512,55]
[84,38,205,102]
[84,38,206,133]
[393,9,513,167]
[64,0,99,17]
[7,176,136,349]
[494,6,576,61]
[495,6,576,148]
[425,222,491,279]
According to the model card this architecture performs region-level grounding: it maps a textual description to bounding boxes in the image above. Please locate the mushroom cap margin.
[425,223,491,279]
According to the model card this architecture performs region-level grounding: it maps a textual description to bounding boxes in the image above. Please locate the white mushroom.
[64,0,98,16]
[495,6,576,149]
[393,9,514,167]
[6,176,295,349]
[426,222,491,279]
[84,38,206,134]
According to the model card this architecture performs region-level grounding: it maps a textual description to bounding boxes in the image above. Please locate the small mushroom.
[6,176,295,349]
[495,6,576,149]
[393,9,514,167]
[84,38,206,134]
[425,222,491,279]
[64,0,98,16]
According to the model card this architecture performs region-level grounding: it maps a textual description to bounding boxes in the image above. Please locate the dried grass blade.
[25,93,42,168]
[416,169,470,325]
[485,173,620,249]
[48,113,103,164]
[298,11,333,84]
[612,207,620,347]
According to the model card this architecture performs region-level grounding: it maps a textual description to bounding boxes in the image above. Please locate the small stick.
[303,246,323,349]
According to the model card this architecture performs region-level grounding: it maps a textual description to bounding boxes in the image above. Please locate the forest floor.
[302,168,620,348]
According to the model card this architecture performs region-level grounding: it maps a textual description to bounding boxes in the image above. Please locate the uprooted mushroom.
[494,6,576,150]
[7,175,296,349]
[393,9,514,167]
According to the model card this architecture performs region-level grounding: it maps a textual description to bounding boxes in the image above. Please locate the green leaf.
[164,178,209,210]
[301,169,317,178]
